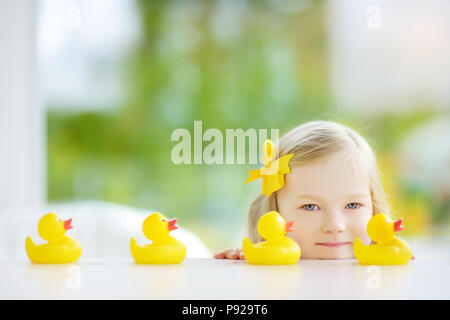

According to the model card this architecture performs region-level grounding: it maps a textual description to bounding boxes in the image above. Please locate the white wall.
[0,0,44,209]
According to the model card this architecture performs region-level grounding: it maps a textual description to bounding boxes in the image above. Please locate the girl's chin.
[302,255,355,260]
[316,255,355,260]
[302,248,355,260]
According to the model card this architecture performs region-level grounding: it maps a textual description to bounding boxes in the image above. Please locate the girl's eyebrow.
[296,194,323,201]
[296,193,371,201]
[345,193,371,200]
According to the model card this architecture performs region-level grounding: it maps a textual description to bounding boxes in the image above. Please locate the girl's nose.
[321,213,346,234]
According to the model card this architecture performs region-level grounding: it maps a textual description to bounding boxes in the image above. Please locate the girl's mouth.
[315,242,352,247]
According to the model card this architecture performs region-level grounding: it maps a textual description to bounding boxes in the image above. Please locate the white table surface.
[1,257,449,299]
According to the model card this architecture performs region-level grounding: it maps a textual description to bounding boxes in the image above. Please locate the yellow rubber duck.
[25,213,82,264]
[354,213,412,265]
[242,211,301,265]
[130,212,186,264]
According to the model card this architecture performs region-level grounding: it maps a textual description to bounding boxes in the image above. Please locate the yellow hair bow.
[244,140,294,196]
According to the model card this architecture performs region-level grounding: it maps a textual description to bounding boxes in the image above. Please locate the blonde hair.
[247,120,389,243]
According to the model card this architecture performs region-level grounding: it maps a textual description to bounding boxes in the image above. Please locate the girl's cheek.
[288,229,311,251]
[290,215,320,243]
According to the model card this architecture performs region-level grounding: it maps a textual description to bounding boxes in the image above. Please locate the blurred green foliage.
[47,0,448,250]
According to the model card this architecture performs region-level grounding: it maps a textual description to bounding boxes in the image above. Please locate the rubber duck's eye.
[161,219,165,222]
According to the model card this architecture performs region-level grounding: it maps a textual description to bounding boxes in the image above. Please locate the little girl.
[214,120,389,260]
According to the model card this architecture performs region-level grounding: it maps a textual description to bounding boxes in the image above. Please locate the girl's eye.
[346,203,361,209]
[301,204,320,211]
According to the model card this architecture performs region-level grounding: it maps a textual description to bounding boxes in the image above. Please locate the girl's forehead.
[285,153,371,196]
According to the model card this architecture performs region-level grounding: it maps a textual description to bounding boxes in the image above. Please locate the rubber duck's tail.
[130,237,139,261]
[242,237,254,255]
[25,236,36,262]
[353,237,368,261]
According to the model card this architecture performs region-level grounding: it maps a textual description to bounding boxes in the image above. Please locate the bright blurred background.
[1,0,449,259]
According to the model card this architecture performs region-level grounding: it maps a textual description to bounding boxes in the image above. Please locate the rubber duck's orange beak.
[63,218,73,231]
[285,220,294,233]
[393,219,403,232]
[167,218,178,231]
